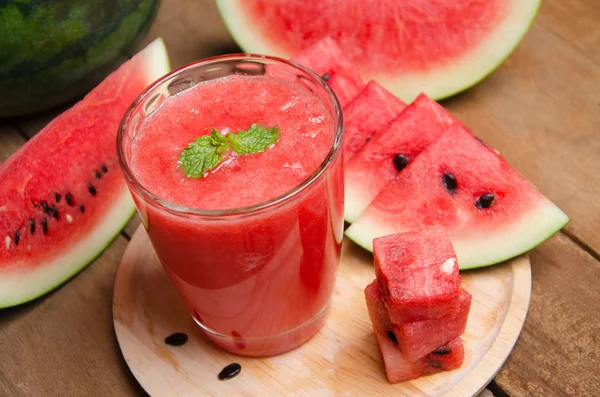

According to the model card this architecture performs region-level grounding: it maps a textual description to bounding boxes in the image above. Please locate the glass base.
[192,304,330,357]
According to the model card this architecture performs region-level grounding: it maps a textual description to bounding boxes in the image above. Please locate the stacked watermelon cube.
[365,226,471,383]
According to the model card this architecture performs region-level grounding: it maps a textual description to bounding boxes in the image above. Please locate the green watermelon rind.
[0,0,159,117]
[0,38,170,309]
[215,0,541,102]
[345,198,570,270]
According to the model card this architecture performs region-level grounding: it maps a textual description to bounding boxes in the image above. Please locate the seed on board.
[475,193,495,209]
[164,332,188,346]
[41,218,48,235]
[386,330,398,344]
[442,173,457,194]
[393,153,409,172]
[88,184,97,196]
[54,192,61,203]
[28,218,35,234]
[65,192,74,206]
[14,230,20,246]
[218,363,242,381]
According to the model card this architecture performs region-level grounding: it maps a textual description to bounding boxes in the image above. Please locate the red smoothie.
[122,60,344,356]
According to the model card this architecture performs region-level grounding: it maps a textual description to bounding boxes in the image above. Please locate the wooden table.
[1,1,599,396]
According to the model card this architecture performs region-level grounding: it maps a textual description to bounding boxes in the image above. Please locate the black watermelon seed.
[393,153,409,172]
[41,218,48,235]
[95,170,102,180]
[475,137,487,147]
[54,192,61,203]
[14,230,20,246]
[218,363,241,381]
[442,173,457,195]
[386,330,398,344]
[101,164,108,173]
[88,184,97,196]
[476,193,495,209]
[321,73,331,82]
[80,205,85,213]
[164,332,188,346]
[428,361,443,369]
[32,200,38,208]
[433,347,452,355]
[49,206,59,219]
[40,200,50,211]
[65,192,74,206]
[28,218,35,234]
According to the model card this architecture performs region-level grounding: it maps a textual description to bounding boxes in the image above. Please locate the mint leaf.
[210,128,230,153]
[228,124,280,155]
[179,124,280,178]
[179,136,223,178]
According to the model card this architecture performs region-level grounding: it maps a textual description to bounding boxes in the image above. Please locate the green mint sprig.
[179,124,280,178]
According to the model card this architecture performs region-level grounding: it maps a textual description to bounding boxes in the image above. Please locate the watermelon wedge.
[346,124,569,269]
[0,39,170,308]
[342,81,406,164]
[291,37,365,106]
[344,94,457,222]
[216,0,541,101]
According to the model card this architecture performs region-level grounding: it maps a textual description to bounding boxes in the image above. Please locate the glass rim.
[117,53,344,218]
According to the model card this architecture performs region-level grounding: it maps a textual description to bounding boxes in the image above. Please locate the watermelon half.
[346,124,569,269]
[0,39,170,308]
[216,0,541,101]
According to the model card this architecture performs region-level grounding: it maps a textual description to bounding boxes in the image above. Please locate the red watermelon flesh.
[343,80,406,164]
[365,281,464,383]
[393,289,471,362]
[373,226,462,323]
[344,93,458,222]
[291,37,365,106]
[218,0,541,101]
[0,39,170,308]
[346,124,570,269]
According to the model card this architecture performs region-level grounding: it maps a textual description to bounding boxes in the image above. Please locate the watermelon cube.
[374,226,462,322]
[365,281,465,383]
[292,37,365,106]
[393,289,471,362]
[343,80,406,164]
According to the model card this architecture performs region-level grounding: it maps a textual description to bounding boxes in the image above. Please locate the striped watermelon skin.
[0,0,159,116]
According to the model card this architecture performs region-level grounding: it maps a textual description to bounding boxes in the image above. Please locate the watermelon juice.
[118,55,344,357]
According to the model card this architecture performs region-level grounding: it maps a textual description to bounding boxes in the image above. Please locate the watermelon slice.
[344,94,457,222]
[290,37,365,106]
[365,281,464,383]
[342,81,406,164]
[216,0,541,101]
[0,39,170,308]
[346,124,570,269]
[373,226,462,323]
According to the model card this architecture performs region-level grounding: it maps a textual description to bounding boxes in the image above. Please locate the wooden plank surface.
[1,0,599,396]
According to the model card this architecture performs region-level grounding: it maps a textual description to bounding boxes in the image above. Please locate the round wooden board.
[113,226,531,397]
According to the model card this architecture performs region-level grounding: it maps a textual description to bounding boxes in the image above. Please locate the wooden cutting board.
[113,226,531,397]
